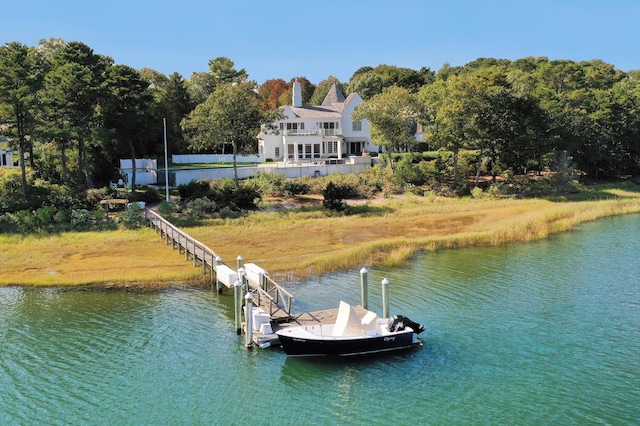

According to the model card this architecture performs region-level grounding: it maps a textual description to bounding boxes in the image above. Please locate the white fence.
[120,156,374,187]
[119,159,158,185]
[171,157,372,186]
[172,154,264,164]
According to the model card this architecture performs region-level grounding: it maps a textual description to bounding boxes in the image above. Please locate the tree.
[38,41,113,189]
[188,57,248,105]
[41,62,100,189]
[419,74,482,187]
[0,42,43,197]
[352,86,420,168]
[258,78,289,110]
[139,68,193,156]
[102,65,155,190]
[181,82,263,188]
[277,77,315,106]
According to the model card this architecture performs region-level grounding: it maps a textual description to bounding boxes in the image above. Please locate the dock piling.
[382,278,390,318]
[245,293,254,349]
[360,267,369,310]
[215,256,222,293]
[233,280,242,335]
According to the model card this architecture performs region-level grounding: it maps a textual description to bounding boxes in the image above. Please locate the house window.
[305,144,312,159]
[288,144,295,159]
[352,120,362,131]
[324,140,338,154]
[274,147,280,158]
[321,122,339,136]
[313,143,321,158]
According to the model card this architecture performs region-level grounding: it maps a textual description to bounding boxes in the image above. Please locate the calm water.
[1,215,639,425]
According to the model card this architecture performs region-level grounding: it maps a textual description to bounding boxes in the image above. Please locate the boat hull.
[277,329,417,357]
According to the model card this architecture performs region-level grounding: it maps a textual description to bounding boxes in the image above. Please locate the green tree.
[38,41,112,189]
[419,75,481,187]
[102,65,155,190]
[188,57,248,105]
[352,86,420,169]
[0,42,43,196]
[41,62,100,189]
[181,82,264,188]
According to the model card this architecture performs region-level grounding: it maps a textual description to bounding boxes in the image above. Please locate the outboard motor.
[388,315,426,334]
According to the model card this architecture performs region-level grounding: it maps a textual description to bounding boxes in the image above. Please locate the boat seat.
[332,301,362,337]
[361,311,379,336]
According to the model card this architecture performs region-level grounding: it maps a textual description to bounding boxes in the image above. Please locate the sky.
[3,0,639,85]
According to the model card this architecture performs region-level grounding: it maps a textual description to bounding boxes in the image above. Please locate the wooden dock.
[145,208,377,350]
[145,209,294,319]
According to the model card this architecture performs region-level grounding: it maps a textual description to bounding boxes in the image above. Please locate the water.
[1,215,639,425]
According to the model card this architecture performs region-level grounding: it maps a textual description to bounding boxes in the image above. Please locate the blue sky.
[3,0,639,85]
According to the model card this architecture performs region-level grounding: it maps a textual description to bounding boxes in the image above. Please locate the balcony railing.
[283,129,341,137]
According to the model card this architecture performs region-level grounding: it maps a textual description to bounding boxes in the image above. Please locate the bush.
[471,186,484,199]
[118,203,145,229]
[184,197,217,219]
[322,181,349,211]
[282,179,309,197]
[178,180,213,202]
[394,157,425,186]
[157,200,175,215]
[71,209,94,231]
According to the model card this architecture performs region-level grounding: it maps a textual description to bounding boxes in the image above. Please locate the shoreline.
[2,182,640,290]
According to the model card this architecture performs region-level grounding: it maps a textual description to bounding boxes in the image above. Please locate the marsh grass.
[0,229,203,287]
[2,183,640,287]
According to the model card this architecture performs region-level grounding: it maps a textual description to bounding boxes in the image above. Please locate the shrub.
[130,186,162,204]
[118,203,145,229]
[218,206,240,219]
[157,200,175,215]
[282,179,309,197]
[471,186,484,199]
[70,209,94,231]
[322,181,349,211]
[184,197,217,219]
[178,180,212,201]
[394,158,424,186]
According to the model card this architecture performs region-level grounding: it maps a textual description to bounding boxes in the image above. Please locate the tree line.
[1,38,639,201]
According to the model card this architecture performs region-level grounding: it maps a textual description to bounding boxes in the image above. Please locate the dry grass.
[2,183,640,287]
[0,229,204,287]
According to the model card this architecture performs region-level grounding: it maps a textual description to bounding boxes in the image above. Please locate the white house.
[258,81,377,162]
[0,137,18,168]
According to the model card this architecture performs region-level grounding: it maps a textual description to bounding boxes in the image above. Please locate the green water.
[1,215,639,425]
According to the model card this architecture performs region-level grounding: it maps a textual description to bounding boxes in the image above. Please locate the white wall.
[172,154,264,164]
[171,157,373,186]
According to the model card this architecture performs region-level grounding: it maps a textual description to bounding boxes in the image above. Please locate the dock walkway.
[145,208,376,350]
[145,209,294,319]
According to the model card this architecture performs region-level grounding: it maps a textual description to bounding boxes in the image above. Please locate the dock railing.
[145,209,294,318]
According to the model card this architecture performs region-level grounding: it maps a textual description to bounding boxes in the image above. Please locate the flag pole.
[163,118,169,202]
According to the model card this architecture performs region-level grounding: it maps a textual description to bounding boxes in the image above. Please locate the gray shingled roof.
[321,82,346,106]
[282,82,350,118]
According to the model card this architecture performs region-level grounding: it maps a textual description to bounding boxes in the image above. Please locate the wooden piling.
[360,267,369,310]
[382,278,390,318]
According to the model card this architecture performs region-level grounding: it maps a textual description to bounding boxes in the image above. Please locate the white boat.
[276,301,425,357]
